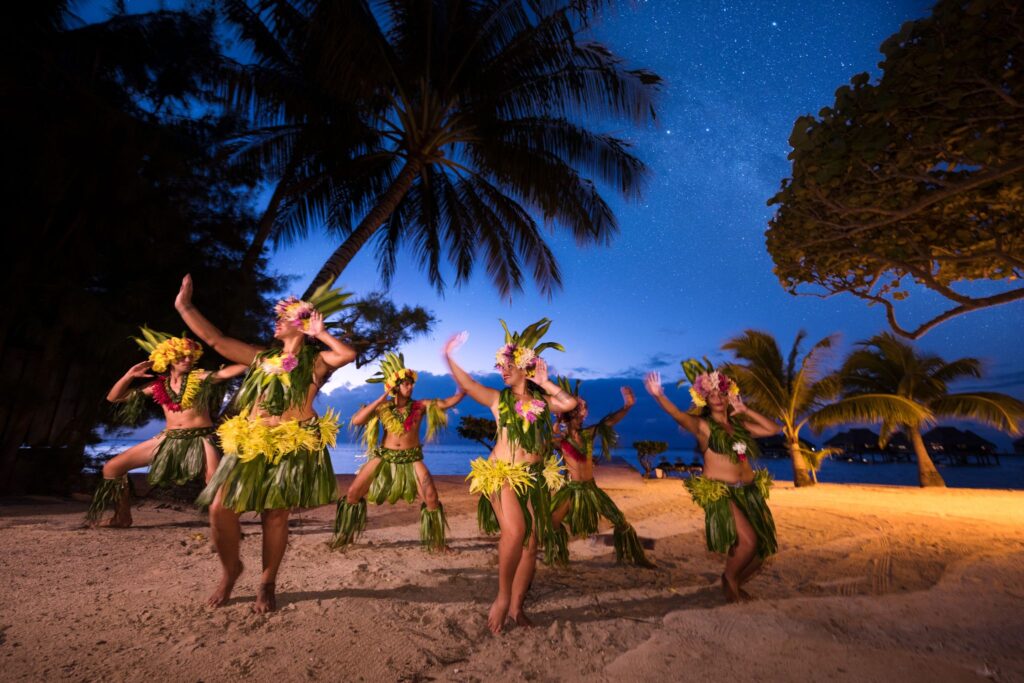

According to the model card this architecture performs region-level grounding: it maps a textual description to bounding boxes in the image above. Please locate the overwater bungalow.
[923,427,1001,466]
[755,434,818,459]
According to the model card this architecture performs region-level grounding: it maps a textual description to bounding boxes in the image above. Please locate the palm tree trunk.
[909,427,946,488]
[787,438,814,487]
[241,182,288,275]
[303,159,422,298]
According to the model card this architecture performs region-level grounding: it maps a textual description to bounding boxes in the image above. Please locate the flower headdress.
[132,326,203,373]
[678,357,740,410]
[273,279,354,332]
[367,352,418,393]
[494,318,564,378]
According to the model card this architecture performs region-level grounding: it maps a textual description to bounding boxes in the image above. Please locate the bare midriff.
[489,428,543,466]
[700,447,755,485]
[563,454,594,482]
[380,403,427,450]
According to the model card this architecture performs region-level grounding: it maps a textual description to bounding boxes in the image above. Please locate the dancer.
[643,359,780,602]
[176,274,356,612]
[445,320,576,633]
[331,352,465,552]
[87,328,246,527]
[550,379,654,567]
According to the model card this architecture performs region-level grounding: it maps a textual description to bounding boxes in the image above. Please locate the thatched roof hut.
[923,427,997,454]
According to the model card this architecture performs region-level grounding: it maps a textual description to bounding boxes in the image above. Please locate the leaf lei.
[497,387,552,456]
[378,400,424,436]
[706,415,760,465]
[235,345,318,416]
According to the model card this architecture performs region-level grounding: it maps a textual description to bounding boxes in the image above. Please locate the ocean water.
[86,441,1024,490]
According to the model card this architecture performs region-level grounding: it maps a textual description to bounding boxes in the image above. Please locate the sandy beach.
[2,464,1023,682]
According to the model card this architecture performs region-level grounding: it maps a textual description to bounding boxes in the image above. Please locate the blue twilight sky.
[87,1,1023,446]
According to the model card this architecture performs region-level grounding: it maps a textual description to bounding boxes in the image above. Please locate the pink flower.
[280,353,299,372]
[515,399,546,423]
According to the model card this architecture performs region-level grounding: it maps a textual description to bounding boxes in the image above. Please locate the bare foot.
[721,573,741,603]
[207,561,244,608]
[509,610,534,628]
[98,515,132,528]
[488,596,511,634]
[253,582,277,614]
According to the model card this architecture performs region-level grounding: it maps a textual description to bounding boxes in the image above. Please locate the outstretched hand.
[304,311,325,337]
[531,358,549,384]
[444,331,468,356]
[127,361,154,379]
[175,274,193,310]
[643,372,664,397]
[729,392,747,413]
[621,386,636,407]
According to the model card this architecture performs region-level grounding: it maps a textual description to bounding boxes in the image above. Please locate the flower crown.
[132,326,203,373]
[367,352,418,393]
[274,279,354,331]
[678,357,739,409]
[494,318,564,378]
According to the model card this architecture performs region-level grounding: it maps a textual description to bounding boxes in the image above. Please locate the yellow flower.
[149,337,202,373]
[269,421,318,463]
[179,372,204,409]
[689,387,707,408]
[216,413,249,457]
[728,382,740,397]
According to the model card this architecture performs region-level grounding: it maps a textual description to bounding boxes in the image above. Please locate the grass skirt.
[197,417,338,513]
[470,461,560,564]
[147,426,216,487]
[684,470,777,558]
[419,502,448,552]
[366,446,423,505]
[550,479,654,568]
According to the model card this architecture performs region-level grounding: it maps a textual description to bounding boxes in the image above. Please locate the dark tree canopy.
[0,3,278,491]
[456,416,497,450]
[767,0,1024,339]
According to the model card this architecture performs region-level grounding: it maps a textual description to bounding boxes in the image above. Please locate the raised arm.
[207,364,249,383]
[433,387,467,411]
[591,386,635,430]
[733,396,781,438]
[444,334,499,409]
[107,361,154,402]
[643,372,702,436]
[305,311,357,369]
[531,359,578,413]
[350,392,389,426]
[174,275,263,365]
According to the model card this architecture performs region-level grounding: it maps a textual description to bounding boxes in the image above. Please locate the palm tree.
[221,0,661,298]
[721,330,840,487]
[812,333,1024,487]
[722,330,928,487]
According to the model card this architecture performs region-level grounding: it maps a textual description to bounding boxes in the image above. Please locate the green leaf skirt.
[475,461,560,564]
[683,470,777,558]
[550,478,654,568]
[147,426,216,488]
[365,445,424,505]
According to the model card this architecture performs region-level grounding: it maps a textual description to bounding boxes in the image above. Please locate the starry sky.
[87,1,1024,446]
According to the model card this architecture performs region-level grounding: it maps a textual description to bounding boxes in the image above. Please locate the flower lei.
[150,371,205,412]
[148,337,202,373]
[378,400,425,436]
[706,415,760,465]
[384,367,418,393]
[498,387,553,455]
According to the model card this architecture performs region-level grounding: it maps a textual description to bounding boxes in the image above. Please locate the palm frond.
[809,394,932,432]
[930,393,1024,435]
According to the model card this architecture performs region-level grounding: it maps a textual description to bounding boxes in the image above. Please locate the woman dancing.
[331,352,464,552]
[176,274,356,612]
[644,360,780,602]
[87,328,246,527]
[444,320,576,633]
[550,380,654,567]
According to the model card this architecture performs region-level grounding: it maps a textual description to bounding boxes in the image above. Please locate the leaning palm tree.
[811,333,1024,487]
[722,330,839,487]
[721,330,927,487]
[221,0,660,298]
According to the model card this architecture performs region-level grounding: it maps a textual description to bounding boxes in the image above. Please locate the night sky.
[89,1,1024,445]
